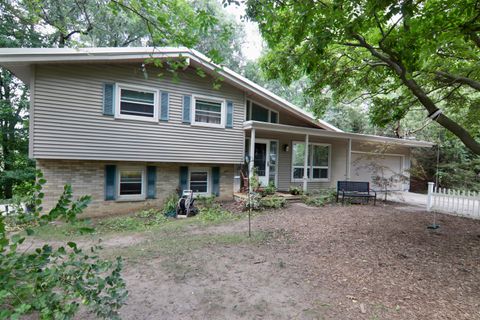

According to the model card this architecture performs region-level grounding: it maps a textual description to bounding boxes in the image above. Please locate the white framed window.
[192,95,225,128]
[246,100,279,124]
[291,142,330,182]
[189,167,211,196]
[117,167,146,200]
[115,84,159,121]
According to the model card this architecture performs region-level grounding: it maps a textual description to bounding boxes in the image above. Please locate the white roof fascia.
[0,47,341,132]
[244,121,434,148]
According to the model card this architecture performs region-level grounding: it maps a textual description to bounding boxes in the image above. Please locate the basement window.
[117,167,145,200]
[189,167,210,195]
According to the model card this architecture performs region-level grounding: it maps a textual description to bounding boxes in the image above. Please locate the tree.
[192,0,246,71]
[0,1,45,199]
[0,172,127,319]
[242,60,316,109]
[242,0,480,155]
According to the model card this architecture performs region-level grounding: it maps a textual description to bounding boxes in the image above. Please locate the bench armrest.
[369,189,377,196]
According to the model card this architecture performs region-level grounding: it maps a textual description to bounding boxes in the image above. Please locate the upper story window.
[192,96,225,128]
[291,142,330,182]
[116,84,158,121]
[246,100,279,124]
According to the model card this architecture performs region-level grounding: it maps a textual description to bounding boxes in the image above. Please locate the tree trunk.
[354,34,480,155]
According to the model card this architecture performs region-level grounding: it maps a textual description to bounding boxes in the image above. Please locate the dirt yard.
[67,202,480,319]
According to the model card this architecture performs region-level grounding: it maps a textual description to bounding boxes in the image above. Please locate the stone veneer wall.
[36,159,234,217]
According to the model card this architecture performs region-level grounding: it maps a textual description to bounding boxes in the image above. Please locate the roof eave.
[0,47,341,132]
[244,121,434,148]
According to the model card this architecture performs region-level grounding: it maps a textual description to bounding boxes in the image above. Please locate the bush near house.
[302,189,337,207]
[0,171,127,319]
[289,185,303,195]
[261,181,277,196]
[259,195,287,209]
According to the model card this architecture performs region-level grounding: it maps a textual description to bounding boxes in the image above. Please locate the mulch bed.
[252,202,480,319]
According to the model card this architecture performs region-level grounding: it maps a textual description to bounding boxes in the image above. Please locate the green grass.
[107,230,274,262]
[31,206,247,241]
[33,219,94,240]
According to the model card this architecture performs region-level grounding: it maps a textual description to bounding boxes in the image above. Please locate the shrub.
[198,206,233,223]
[262,181,277,196]
[249,168,261,191]
[243,192,262,211]
[162,193,179,216]
[289,185,303,195]
[302,188,337,207]
[259,195,286,209]
[0,171,127,319]
[195,195,216,208]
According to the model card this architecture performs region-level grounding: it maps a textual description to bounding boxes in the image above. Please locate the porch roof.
[244,121,434,148]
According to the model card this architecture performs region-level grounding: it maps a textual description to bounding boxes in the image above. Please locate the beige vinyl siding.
[33,63,245,163]
[253,131,348,191]
[252,132,411,191]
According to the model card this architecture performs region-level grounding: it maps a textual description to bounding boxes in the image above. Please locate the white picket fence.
[427,182,480,219]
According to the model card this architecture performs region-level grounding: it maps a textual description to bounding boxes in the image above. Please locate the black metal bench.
[336,181,377,205]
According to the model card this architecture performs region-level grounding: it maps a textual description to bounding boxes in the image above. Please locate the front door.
[254,141,268,186]
[253,139,277,187]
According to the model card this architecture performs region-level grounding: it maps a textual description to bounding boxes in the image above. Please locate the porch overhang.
[243,121,435,148]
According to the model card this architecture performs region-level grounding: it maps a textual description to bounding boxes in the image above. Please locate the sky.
[220,1,263,61]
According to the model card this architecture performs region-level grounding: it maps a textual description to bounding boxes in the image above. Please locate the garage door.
[350,152,406,191]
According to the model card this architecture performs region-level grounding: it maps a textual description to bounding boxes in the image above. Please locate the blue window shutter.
[212,167,220,197]
[226,100,233,128]
[146,166,157,199]
[182,95,191,123]
[160,92,169,121]
[179,166,189,195]
[103,83,115,116]
[105,165,116,200]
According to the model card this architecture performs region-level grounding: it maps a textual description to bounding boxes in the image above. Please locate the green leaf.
[14,304,31,314]
[11,234,25,245]
[67,242,77,249]
[78,227,95,235]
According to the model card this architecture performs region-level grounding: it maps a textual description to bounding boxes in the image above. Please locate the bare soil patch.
[76,202,480,319]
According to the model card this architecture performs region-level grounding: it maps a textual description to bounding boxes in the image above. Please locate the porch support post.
[249,128,256,193]
[303,134,309,193]
[346,138,352,180]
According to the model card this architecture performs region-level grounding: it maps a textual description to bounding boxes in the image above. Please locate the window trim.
[188,167,211,196]
[291,142,331,183]
[192,94,226,128]
[247,99,280,124]
[116,166,146,201]
[115,83,159,122]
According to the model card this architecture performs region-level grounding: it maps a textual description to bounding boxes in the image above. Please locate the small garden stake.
[248,197,251,238]
[427,211,439,230]
[427,182,439,229]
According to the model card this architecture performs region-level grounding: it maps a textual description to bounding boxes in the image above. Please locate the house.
[0,47,433,215]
